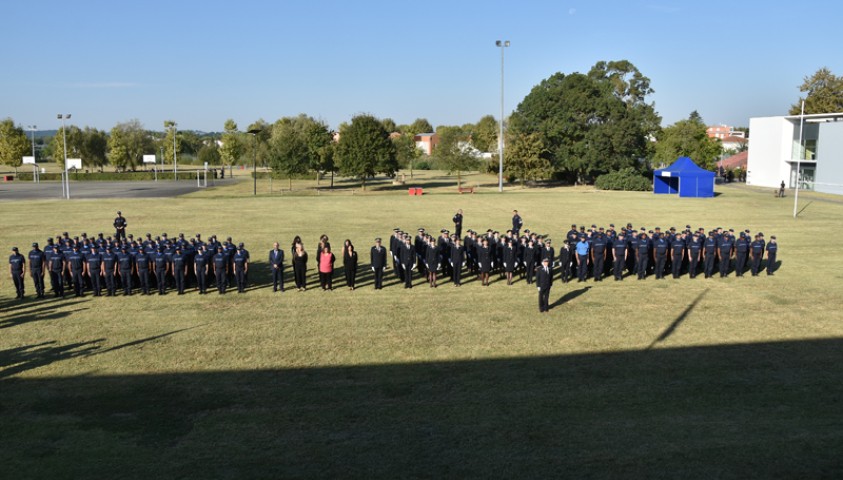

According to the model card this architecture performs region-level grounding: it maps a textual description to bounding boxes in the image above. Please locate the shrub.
[594,167,651,191]
[414,161,431,171]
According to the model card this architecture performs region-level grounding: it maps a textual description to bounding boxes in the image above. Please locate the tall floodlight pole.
[248,128,262,196]
[58,114,71,199]
[793,98,806,218]
[496,40,510,193]
[27,125,37,183]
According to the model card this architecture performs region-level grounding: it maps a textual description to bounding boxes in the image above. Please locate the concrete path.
[0,180,234,201]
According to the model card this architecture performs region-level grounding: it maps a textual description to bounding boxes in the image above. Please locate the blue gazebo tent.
[653,156,715,198]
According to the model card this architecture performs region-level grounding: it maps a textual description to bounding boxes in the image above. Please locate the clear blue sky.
[2,0,840,133]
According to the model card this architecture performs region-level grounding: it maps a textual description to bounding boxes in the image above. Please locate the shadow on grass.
[549,286,591,310]
[2,338,843,478]
[0,299,87,330]
[647,288,708,350]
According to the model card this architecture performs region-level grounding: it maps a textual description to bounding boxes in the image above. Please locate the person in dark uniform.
[117,246,133,295]
[502,238,518,286]
[477,237,492,287]
[749,235,764,276]
[28,242,46,298]
[9,247,26,299]
[194,245,209,294]
[453,209,463,239]
[213,246,228,294]
[292,242,308,291]
[653,233,669,279]
[113,211,127,240]
[558,240,573,283]
[269,242,284,292]
[536,257,553,313]
[670,233,685,279]
[703,231,718,278]
[343,240,358,290]
[233,245,249,293]
[511,210,523,237]
[523,238,537,284]
[370,238,387,290]
[450,236,465,286]
[172,246,187,294]
[612,232,627,281]
[48,245,65,298]
[152,246,169,295]
[135,246,151,294]
[101,245,118,296]
[687,233,702,279]
[66,245,85,296]
[734,233,749,277]
[591,233,607,282]
[766,235,778,275]
[636,232,650,280]
[390,229,404,282]
[717,232,734,277]
[575,235,590,282]
[85,245,103,296]
[425,236,440,288]
[400,235,415,289]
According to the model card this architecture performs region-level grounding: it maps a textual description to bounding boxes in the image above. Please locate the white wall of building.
[815,122,843,195]
[747,116,793,188]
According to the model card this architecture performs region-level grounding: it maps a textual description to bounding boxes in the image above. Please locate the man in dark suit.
[536,256,553,313]
[269,242,284,292]
[370,237,387,289]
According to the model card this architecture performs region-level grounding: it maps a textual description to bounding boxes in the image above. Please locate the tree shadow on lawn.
[2,337,842,478]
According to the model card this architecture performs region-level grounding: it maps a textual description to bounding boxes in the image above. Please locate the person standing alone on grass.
[536,257,553,313]
[113,211,127,241]
[370,238,386,290]
[766,236,778,275]
[453,209,463,238]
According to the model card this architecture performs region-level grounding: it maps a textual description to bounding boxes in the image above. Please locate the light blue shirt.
[576,241,589,256]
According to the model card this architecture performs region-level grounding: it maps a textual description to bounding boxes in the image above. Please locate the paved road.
[0,180,234,201]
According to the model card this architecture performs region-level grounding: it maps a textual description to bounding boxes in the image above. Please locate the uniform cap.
[670,227,676,231]
[591,224,597,228]
[758,232,764,236]
[770,235,776,239]
[541,257,550,262]
[609,224,615,227]
[571,224,577,228]
[375,237,381,242]
[238,242,244,248]
[11,247,18,252]
[63,232,69,236]
[32,242,38,247]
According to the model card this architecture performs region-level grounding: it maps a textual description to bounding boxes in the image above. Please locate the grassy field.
[2,171,842,479]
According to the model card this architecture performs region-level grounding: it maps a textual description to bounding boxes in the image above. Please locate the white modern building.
[747,112,843,195]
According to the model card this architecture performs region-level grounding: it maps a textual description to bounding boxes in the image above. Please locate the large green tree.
[268,115,333,188]
[336,114,397,190]
[163,120,181,166]
[50,125,83,166]
[80,127,109,171]
[391,133,421,174]
[790,67,843,115]
[468,115,499,153]
[108,119,151,171]
[505,132,553,187]
[434,126,480,187]
[0,118,30,173]
[652,113,722,171]
[509,60,660,183]
[219,119,242,167]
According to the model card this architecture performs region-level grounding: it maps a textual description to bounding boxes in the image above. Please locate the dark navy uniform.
[636,235,650,280]
[194,247,209,294]
[450,240,465,286]
[28,244,47,298]
[172,249,187,294]
[117,248,134,295]
[101,247,118,296]
[135,248,151,294]
[688,235,702,278]
[717,235,734,277]
[113,212,127,240]
[670,236,685,279]
[536,258,553,313]
[612,236,627,280]
[653,236,669,279]
[524,242,537,284]
[765,237,778,275]
[452,211,463,238]
[400,239,415,288]
[9,248,26,299]
[703,234,718,278]
[370,240,387,290]
[591,235,607,281]
[213,248,228,294]
[153,249,169,294]
[85,248,103,296]
[233,248,248,293]
[734,235,749,277]
[48,246,65,297]
[67,247,86,296]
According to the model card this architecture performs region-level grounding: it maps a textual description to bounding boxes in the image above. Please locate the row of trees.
[3,64,840,184]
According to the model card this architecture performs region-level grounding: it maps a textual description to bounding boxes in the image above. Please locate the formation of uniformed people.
[8,229,252,299]
[8,212,781,313]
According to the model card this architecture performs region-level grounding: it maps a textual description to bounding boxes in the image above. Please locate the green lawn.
[2,173,842,479]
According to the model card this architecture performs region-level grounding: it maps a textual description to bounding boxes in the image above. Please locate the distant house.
[721,135,748,153]
[719,151,747,170]
[707,125,746,140]
[414,133,439,156]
